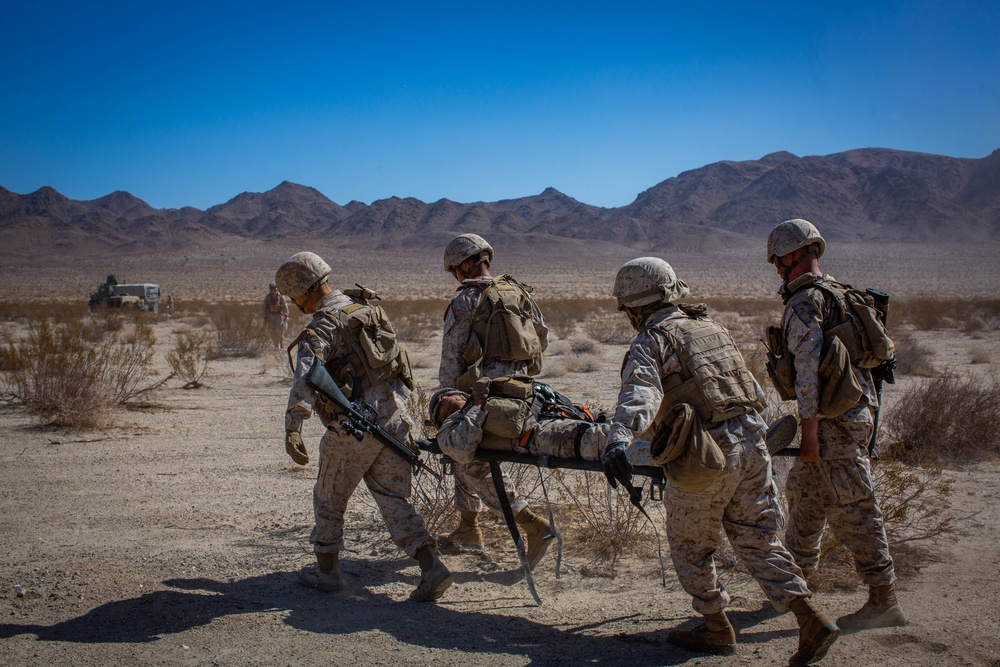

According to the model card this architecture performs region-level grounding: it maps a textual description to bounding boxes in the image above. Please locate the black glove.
[285,431,309,465]
[601,443,634,489]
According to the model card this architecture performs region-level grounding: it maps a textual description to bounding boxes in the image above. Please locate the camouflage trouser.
[665,437,810,614]
[312,425,434,559]
[529,420,609,461]
[453,460,529,515]
[784,419,895,587]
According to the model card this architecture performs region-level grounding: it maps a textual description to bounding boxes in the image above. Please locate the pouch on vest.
[818,336,864,418]
[482,397,532,440]
[650,403,725,493]
[764,324,797,401]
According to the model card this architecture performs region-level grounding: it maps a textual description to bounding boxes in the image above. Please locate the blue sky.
[2,1,997,210]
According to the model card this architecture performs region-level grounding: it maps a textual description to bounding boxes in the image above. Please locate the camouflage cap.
[444,234,494,272]
[767,219,825,265]
[612,257,690,309]
[428,388,469,427]
[274,252,331,300]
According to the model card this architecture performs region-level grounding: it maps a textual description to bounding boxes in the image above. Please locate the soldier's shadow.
[0,570,794,665]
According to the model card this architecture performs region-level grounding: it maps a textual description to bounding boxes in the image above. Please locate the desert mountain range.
[2,147,998,258]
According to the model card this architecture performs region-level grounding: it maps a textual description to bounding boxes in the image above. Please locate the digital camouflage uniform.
[780,276,895,586]
[287,290,434,558]
[439,277,546,516]
[608,304,811,614]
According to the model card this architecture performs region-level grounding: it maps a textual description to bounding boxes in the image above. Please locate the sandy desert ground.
[2,246,999,666]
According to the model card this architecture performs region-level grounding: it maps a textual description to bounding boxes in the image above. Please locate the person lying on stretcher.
[429,375,653,467]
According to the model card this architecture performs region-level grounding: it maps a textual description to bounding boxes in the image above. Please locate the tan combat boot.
[788,596,840,667]
[514,507,553,570]
[667,611,737,656]
[837,584,908,631]
[441,510,484,549]
[409,545,454,602]
[298,552,345,593]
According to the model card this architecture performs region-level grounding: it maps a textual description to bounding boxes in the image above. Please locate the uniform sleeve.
[280,296,289,317]
[607,332,667,448]
[285,338,320,433]
[436,405,487,464]
[438,289,478,387]
[785,291,826,420]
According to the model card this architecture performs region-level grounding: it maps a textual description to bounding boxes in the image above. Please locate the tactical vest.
[647,305,765,430]
[765,275,894,401]
[266,294,282,314]
[287,288,414,397]
[466,275,547,369]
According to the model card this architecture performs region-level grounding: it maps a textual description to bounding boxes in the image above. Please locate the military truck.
[88,275,161,313]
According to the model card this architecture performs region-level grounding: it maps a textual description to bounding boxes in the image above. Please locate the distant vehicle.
[88,274,161,313]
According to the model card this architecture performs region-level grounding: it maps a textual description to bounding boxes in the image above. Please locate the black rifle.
[305,362,441,480]
[866,288,896,461]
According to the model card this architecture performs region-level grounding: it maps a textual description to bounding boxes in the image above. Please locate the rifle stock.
[304,362,441,480]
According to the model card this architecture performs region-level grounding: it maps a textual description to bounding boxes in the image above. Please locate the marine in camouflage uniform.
[263,283,289,347]
[603,257,839,666]
[437,233,550,556]
[276,252,452,602]
[767,219,906,632]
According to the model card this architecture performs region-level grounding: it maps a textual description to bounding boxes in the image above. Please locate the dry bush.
[569,338,597,355]
[0,315,163,427]
[552,470,658,574]
[0,301,91,325]
[209,303,273,358]
[382,298,447,343]
[884,372,1000,464]
[895,297,1000,331]
[892,330,936,377]
[537,297,611,340]
[872,447,954,546]
[583,313,634,345]
[167,331,213,388]
[969,348,992,365]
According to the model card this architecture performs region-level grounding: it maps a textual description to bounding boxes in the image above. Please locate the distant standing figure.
[166,294,175,317]
[263,283,289,347]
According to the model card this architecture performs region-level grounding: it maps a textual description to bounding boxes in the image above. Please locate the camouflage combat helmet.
[767,219,825,265]
[444,234,494,273]
[612,257,690,309]
[275,252,331,300]
[428,388,469,427]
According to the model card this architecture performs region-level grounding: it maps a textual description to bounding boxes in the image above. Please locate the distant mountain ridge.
[2,147,998,256]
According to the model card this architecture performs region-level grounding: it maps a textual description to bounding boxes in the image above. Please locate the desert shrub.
[969,349,992,365]
[167,331,214,388]
[537,298,610,340]
[553,470,658,574]
[895,297,1000,331]
[569,338,597,355]
[884,372,1000,463]
[583,313,634,345]
[0,300,90,325]
[382,298,446,343]
[209,303,273,358]
[0,316,162,427]
[872,446,954,545]
[892,330,936,377]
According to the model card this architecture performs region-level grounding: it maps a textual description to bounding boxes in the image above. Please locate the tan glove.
[471,376,491,404]
[285,431,309,465]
